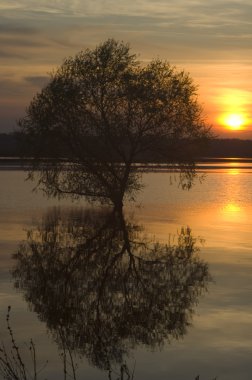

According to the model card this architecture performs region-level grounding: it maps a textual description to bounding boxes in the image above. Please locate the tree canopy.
[19,39,212,207]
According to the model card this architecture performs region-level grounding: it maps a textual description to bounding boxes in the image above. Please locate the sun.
[219,113,247,131]
[224,114,244,130]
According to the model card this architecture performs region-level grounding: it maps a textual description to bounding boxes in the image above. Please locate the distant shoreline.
[1,157,252,172]
[1,134,252,158]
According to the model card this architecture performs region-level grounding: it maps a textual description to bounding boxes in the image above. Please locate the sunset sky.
[1,0,252,138]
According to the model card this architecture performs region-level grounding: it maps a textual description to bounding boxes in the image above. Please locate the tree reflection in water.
[12,207,211,377]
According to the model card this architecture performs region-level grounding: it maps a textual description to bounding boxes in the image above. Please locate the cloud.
[0,79,28,97]
[0,23,38,35]
[0,0,252,134]
[1,0,252,61]
[24,76,49,88]
[0,50,27,59]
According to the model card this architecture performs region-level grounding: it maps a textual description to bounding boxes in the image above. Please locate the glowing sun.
[219,113,247,131]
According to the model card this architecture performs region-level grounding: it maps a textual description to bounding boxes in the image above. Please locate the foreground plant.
[0,307,77,380]
[0,306,39,380]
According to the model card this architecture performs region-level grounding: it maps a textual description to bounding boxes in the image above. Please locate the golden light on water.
[223,203,241,213]
[220,202,244,224]
[228,168,240,176]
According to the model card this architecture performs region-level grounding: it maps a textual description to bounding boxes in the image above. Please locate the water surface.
[1,162,252,379]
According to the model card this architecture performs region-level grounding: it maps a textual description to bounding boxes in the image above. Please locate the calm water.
[1,162,252,380]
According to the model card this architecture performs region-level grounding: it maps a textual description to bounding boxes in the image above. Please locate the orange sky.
[185,61,252,138]
[0,1,252,138]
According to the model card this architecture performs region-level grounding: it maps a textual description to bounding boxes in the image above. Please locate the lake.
[1,162,252,380]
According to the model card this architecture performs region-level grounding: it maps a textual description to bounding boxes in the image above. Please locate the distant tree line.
[204,138,252,158]
[1,133,252,159]
[0,133,19,156]
[0,133,252,158]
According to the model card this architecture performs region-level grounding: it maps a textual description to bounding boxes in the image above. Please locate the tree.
[13,207,210,372]
[19,39,212,208]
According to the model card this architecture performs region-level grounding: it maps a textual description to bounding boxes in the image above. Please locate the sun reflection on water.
[220,202,246,224]
[228,168,240,176]
[223,203,241,213]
